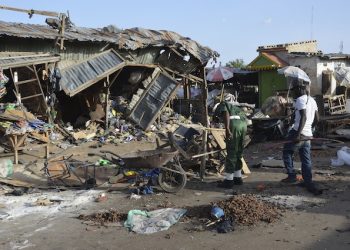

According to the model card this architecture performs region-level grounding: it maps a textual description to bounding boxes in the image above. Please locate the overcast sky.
[1,0,349,65]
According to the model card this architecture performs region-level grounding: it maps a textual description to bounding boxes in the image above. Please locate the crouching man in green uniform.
[214,101,247,188]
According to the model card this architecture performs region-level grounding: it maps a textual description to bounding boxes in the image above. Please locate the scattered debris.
[78,209,127,225]
[95,193,108,203]
[217,194,283,225]
[124,208,187,234]
[129,193,142,200]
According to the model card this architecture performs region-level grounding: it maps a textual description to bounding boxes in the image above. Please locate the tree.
[226,59,245,68]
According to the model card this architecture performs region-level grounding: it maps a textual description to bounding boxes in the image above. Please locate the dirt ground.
[0,140,350,250]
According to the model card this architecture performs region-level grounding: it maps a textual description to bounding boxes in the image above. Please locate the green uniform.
[215,102,247,173]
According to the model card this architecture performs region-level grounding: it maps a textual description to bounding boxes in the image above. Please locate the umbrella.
[206,64,233,82]
[206,64,234,101]
[277,66,311,83]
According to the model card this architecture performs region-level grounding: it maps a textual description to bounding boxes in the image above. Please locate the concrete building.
[247,40,350,106]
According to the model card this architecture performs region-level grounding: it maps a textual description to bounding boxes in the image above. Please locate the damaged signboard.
[59,49,125,97]
[128,71,179,130]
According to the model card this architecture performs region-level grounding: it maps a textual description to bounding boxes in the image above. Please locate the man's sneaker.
[233,177,243,185]
[217,179,234,189]
[281,176,297,183]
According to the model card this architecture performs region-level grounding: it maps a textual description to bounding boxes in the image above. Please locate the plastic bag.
[331,158,344,167]
[336,146,350,166]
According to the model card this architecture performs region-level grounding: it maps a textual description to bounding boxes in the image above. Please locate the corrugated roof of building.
[322,53,350,59]
[0,53,60,69]
[59,49,125,96]
[261,52,288,67]
[0,21,218,64]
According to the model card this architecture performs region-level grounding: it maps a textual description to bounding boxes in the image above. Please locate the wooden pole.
[200,67,209,180]
[220,81,225,102]
[105,76,110,130]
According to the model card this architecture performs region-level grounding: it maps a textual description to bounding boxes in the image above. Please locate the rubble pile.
[185,195,283,226]
[0,105,51,135]
[217,194,283,225]
[78,209,127,224]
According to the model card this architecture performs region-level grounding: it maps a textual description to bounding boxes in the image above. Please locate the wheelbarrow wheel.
[158,164,187,193]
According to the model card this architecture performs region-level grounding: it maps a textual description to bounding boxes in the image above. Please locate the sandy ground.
[0,140,350,250]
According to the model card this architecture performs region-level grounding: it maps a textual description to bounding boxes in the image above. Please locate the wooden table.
[4,131,50,164]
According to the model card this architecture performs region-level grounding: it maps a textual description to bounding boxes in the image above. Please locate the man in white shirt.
[281,83,321,195]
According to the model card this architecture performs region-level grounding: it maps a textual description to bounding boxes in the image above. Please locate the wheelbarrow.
[100,148,187,193]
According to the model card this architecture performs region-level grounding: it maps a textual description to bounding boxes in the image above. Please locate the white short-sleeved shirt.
[292,95,318,137]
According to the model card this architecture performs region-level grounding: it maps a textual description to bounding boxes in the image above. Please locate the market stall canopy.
[277,66,311,83]
[206,65,233,82]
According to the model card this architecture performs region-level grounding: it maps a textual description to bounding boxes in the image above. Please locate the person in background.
[281,82,321,195]
[213,100,247,188]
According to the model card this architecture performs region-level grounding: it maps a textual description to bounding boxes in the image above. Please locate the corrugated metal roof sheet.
[261,52,288,67]
[0,21,219,64]
[59,49,125,96]
[129,71,179,130]
[0,54,60,69]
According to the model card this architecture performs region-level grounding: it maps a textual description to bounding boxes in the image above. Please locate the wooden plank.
[28,132,50,143]
[0,178,34,188]
[15,78,37,85]
[211,130,226,149]
[21,93,42,100]
[241,157,251,174]
[211,130,251,174]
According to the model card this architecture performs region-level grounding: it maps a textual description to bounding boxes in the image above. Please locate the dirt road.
[0,141,349,250]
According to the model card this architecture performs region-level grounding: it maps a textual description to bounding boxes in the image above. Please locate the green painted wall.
[259,70,287,106]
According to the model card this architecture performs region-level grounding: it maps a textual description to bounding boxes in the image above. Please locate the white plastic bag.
[331,158,344,167]
[336,146,350,166]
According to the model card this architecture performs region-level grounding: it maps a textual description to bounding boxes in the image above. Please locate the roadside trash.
[49,132,59,141]
[124,170,138,177]
[9,189,25,196]
[129,193,142,200]
[331,157,345,167]
[78,209,127,225]
[132,185,154,195]
[95,193,107,202]
[99,137,106,143]
[332,146,350,166]
[0,159,13,178]
[0,211,10,220]
[95,159,110,166]
[124,208,187,234]
[34,198,53,206]
[211,206,224,219]
[216,217,235,233]
[256,184,266,192]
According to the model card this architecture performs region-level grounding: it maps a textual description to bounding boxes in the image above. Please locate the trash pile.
[216,194,283,225]
[186,194,283,228]
[78,207,187,234]
[78,209,127,224]
[0,106,51,135]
